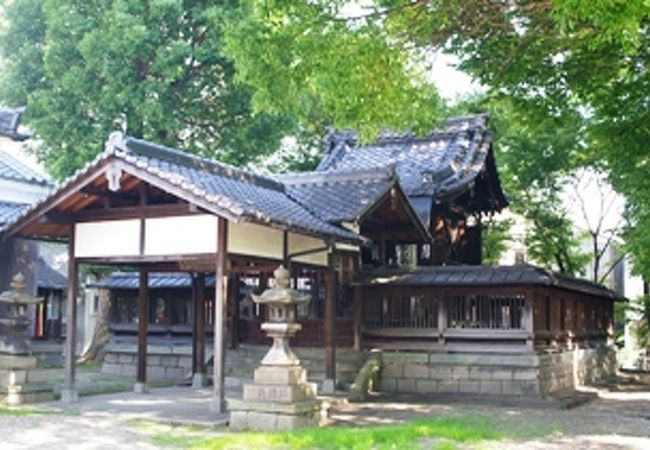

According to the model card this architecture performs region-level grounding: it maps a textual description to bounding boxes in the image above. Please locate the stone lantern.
[229,266,325,430]
[0,273,54,404]
[0,273,43,355]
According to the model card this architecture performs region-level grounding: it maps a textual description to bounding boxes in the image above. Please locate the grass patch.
[141,416,508,450]
[77,361,103,371]
[0,404,79,417]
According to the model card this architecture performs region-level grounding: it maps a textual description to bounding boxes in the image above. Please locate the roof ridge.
[121,135,285,193]
[278,164,396,185]
[323,114,489,149]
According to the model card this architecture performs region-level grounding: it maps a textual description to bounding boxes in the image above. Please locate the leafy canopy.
[0,0,295,179]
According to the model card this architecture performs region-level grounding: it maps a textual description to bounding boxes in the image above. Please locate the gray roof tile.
[0,200,29,228]
[88,272,215,290]
[117,137,362,243]
[36,258,67,290]
[318,114,506,206]
[0,150,50,186]
[355,265,622,300]
[0,107,30,141]
[276,166,396,223]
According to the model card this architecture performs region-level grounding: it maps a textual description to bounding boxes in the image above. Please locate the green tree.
[219,1,442,141]
[480,216,512,266]
[371,0,650,278]
[0,0,295,179]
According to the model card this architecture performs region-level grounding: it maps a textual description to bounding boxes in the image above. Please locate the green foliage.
[366,1,650,279]
[0,0,295,179]
[219,1,442,142]
[481,216,512,266]
[450,95,589,274]
[630,295,650,350]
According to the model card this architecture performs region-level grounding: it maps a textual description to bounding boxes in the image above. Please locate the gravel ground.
[1,376,648,449]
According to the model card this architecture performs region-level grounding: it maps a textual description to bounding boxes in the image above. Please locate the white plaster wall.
[75,219,140,258]
[144,214,217,256]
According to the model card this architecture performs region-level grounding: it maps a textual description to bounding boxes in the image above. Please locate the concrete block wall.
[379,345,617,398]
[380,352,541,396]
[103,345,195,381]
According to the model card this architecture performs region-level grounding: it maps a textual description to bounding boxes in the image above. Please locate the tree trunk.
[78,289,111,363]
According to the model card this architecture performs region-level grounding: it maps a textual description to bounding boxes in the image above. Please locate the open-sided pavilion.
[0,130,428,410]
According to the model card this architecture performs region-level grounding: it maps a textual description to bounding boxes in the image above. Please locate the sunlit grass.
[0,404,79,417]
[140,415,509,449]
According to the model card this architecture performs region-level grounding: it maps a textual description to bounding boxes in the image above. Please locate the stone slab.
[228,398,322,415]
[243,383,315,403]
[254,366,306,385]
[0,355,37,370]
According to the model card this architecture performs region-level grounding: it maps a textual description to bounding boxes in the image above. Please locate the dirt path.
[1,379,648,449]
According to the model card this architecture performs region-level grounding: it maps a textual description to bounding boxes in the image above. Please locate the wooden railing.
[359,284,615,352]
[445,293,525,330]
[360,286,532,352]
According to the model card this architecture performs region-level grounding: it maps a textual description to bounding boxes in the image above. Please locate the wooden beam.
[211,217,228,413]
[137,270,149,385]
[74,202,196,222]
[80,186,139,203]
[62,225,78,402]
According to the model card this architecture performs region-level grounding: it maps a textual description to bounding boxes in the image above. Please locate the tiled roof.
[88,272,215,290]
[317,114,504,204]
[117,137,362,243]
[36,258,67,290]
[354,264,622,300]
[0,150,50,186]
[1,133,364,244]
[0,106,30,141]
[276,166,397,223]
[0,200,29,229]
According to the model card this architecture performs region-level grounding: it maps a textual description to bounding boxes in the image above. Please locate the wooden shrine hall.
[0,114,621,405]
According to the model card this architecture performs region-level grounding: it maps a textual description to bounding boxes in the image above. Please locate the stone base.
[229,398,323,431]
[60,388,79,404]
[378,345,617,398]
[0,354,55,405]
[321,378,336,395]
[133,382,149,394]
[1,383,54,405]
[192,373,208,389]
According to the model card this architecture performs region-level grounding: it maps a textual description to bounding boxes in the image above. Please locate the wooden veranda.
[352,265,619,354]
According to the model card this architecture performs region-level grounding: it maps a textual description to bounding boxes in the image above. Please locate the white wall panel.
[144,214,217,256]
[75,219,140,258]
[228,222,283,260]
[289,233,327,266]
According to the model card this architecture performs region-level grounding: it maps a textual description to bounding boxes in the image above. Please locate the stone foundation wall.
[379,345,617,398]
[537,345,617,395]
[102,343,364,385]
[103,344,195,381]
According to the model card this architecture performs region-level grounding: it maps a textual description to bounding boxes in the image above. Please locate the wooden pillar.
[324,249,336,389]
[524,288,534,351]
[62,225,78,403]
[437,295,446,346]
[211,217,228,413]
[353,285,363,351]
[192,273,206,387]
[228,274,239,349]
[136,269,149,391]
[379,233,387,267]
[191,275,198,375]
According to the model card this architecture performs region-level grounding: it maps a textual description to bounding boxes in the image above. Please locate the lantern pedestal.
[229,266,326,431]
[0,274,54,405]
